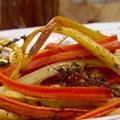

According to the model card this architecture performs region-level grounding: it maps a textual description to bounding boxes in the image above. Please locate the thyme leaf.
[114,63,120,69]
[52,62,120,98]
[0,60,10,67]
[3,35,27,47]
[20,35,27,41]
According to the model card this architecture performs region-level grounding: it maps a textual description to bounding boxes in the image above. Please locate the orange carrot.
[0,72,112,101]
[22,35,120,74]
[75,100,120,119]
[0,95,85,119]
[45,35,118,50]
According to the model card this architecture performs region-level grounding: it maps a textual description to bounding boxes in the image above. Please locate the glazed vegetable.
[23,16,120,75]
[76,100,120,119]
[21,16,107,73]
[0,95,84,119]
[22,16,106,53]
[3,90,105,109]
[0,71,113,101]
[0,38,23,78]
[18,59,106,85]
[34,25,120,75]
[0,16,119,120]
[23,35,120,75]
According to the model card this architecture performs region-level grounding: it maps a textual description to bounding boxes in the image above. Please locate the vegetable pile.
[0,16,120,120]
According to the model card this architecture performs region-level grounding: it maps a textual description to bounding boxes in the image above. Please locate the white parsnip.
[0,109,28,120]
[18,59,105,85]
[56,27,120,75]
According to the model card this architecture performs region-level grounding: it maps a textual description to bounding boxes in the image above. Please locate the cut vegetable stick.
[45,35,118,50]
[22,16,106,53]
[23,35,119,74]
[0,109,28,120]
[34,35,118,60]
[0,72,112,101]
[75,100,120,119]
[2,35,119,76]
[0,95,84,119]
[56,27,120,75]
[19,59,105,85]
[22,16,106,74]
[3,90,105,109]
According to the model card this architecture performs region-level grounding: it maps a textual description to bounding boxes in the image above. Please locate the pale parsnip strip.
[3,90,106,108]
[18,59,105,85]
[0,37,23,79]
[56,27,120,75]
[0,109,28,120]
[108,108,120,115]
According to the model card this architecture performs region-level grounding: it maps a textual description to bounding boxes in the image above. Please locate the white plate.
[0,22,120,49]
[1,22,120,38]
[0,23,120,120]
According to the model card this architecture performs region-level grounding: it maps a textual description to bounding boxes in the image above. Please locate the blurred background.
[0,0,120,30]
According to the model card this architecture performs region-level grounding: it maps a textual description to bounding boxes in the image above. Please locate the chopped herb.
[0,60,10,67]
[100,55,105,58]
[4,35,27,47]
[58,36,68,44]
[114,63,119,69]
[3,41,13,47]
[13,38,20,42]
[6,112,9,116]
[96,46,100,50]
[50,115,62,120]
[47,68,50,72]
[97,30,100,33]
[20,35,27,41]
[55,62,107,87]
[56,63,82,86]
[51,62,120,97]
[111,87,120,97]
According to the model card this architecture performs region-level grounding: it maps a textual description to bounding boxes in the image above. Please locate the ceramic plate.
[0,23,120,120]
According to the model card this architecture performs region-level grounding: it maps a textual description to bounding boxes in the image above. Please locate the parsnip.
[18,59,105,85]
[56,27,120,75]
[0,109,28,120]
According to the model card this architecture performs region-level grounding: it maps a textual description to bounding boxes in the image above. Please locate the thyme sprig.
[55,62,120,97]
[56,62,106,87]
[3,35,27,47]
[0,60,10,67]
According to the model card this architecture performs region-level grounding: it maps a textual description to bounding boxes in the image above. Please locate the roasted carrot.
[2,35,119,76]
[0,72,112,101]
[0,95,85,119]
[22,35,120,74]
[45,35,118,50]
[34,35,118,60]
[75,100,120,119]
[45,43,65,49]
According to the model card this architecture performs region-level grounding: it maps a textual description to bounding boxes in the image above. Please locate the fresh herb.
[20,35,27,41]
[80,64,107,87]
[53,62,120,97]
[56,62,82,86]
[111,87,120,97]
[55,62,106,87]
[3,35,27,47]
[0,60,10,67]
[100,55,105,58]
[114,63,119,69]
[97,30,100,33]
[96,46,100,50]
[58,36,68,44]
[49,115,61,120]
